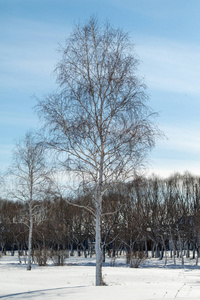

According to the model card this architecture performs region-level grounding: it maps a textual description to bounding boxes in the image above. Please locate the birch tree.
[9,131,49,270]
[37,17,159,285]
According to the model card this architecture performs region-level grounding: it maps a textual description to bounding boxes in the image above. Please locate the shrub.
[127,251,145,268]
[50,250,67,266]
[34,248,50,266]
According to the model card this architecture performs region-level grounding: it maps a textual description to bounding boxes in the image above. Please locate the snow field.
[1,253,200,299]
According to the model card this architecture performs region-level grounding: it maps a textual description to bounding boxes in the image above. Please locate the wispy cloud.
[149,124,200,177]
[157,124,200,154]
[137,38,200,96]
[0,144,13,171]
[0,111,38,127]
[0,17,67,91]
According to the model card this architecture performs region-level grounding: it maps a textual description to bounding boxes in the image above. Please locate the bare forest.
[1,172,200,268]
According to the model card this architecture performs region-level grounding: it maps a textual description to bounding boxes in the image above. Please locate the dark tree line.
[1,172,200,266]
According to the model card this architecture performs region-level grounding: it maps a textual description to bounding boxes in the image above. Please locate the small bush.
[50,250,67,266]
[34,248,51,266]
[127,251,145,268]
[110,256,117,267]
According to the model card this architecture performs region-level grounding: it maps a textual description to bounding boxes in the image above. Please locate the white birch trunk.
[27,201,33,271]
[196,249,199,265]
[95,153,103,286]
[170,231,176,265]
[95,198,102,286]
[164,244,167,265]
[178,229,184,266]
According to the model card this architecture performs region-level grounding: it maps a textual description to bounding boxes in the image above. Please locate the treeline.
[1,171,200,266]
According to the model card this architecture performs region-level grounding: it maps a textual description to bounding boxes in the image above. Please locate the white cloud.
[0,41,57,90]
[0,111,38,127]
[0,17,67,91]
[157,124,200,154]
[148,124,200,177]
[0,144,13,171]
[147,164,200,178]
[137,38,200,96]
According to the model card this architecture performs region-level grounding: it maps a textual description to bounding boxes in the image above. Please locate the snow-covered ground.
[1,253,200,299]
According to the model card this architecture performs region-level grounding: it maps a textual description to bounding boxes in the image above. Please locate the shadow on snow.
[0,286,86,299]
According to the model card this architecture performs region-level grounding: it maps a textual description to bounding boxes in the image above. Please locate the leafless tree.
[0,175,5,198]
[36,17,159,285]
[9,131,50,270]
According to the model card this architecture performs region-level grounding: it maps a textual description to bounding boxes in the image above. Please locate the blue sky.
[1,0,200,177]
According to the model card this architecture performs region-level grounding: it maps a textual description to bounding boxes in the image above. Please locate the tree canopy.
[36,17,160,285]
